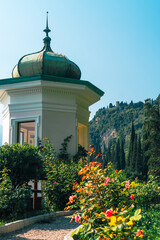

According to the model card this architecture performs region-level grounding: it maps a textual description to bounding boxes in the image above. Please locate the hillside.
[90,95,160,152]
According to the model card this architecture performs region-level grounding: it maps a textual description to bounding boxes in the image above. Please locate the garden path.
[0,215,79,240]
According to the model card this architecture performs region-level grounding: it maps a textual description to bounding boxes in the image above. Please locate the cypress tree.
[143,100,160,177]
[127,121,135,170]
[111,144,115,165]
[114,139,120,170]
[131,134,137,171]
[120,139,125,169]
[136,135,143,178]
[142,130,149,180]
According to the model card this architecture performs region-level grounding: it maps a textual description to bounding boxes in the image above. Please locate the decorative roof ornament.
[12,12,81,79]
[43,12,52,51]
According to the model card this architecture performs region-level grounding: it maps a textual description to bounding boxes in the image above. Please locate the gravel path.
[0,215,79,240]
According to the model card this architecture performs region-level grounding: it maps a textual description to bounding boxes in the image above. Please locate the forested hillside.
[90,94,160,180]
[90,95,159,152]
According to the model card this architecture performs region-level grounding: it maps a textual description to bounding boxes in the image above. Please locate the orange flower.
[89,162,96,167]
[96,153,102,159]
[76,188,83,193]
[96,162,102,167]
[82,176,87,181]
[78,168,87,175]
[136,229,144,237]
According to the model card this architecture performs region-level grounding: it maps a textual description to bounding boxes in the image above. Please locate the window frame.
[11,116,40,146]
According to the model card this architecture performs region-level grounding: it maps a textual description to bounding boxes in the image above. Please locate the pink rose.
[115,169,118,172]
[104,177,110,186]
[69,195,77,203]
[130,195,134,200]
[53,182,56,184]
[105,209,113,217]
[125,180,130,189]
[112,178,115,182]
[75,215,81,223]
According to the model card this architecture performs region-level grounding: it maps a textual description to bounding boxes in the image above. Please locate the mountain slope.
[90,95,160,152]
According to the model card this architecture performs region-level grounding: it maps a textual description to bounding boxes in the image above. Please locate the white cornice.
[8,102,77,113]
[5,85,78,97]
[0,80,101,107]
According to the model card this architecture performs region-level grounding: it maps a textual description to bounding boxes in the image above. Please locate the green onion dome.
[12,13,81,80]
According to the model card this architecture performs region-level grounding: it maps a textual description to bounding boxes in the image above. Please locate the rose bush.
[66,161,145,239]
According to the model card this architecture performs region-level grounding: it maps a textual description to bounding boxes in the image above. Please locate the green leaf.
[84,223,91,232]
[130,209,142,221]
[71,227,81,237]
[135,209,141,216]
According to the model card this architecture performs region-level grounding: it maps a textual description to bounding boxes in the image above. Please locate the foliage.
[58,135,72,163]
[133,176,160,209]
[0,143,44,187]
[136,205,160,239]
[90,95,160,181]
[143,99,160,178]
[39,138,81,211]
[90,100,145,153]
[66,162,146,239]
[73,144,88,166]
[126,122,143,180]
[0,168,31,220]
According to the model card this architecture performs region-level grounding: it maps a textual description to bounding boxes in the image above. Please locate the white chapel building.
[0,16,104,155]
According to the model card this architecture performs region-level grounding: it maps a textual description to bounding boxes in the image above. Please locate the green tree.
[131,133,137,171]
[114,139,120,170]
[127,121,136,171]
[135,136,143,179]
[120,138,125,169]
[143,100,160,178]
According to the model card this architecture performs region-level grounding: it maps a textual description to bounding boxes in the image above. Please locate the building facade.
[0,15,104,155]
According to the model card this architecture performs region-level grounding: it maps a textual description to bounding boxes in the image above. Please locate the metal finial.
[43,11,52,52]
[44,11,51,36]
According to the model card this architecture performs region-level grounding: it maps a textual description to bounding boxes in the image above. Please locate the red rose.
[130,195,134,200]
[105,209,113,217]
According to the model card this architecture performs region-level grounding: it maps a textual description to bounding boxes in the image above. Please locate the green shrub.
[42,161,80,211]
[0,143,44,187]
[136,205,160,239]
[39,138,81,211]
[0,168,31,220]
[134,176,160,209]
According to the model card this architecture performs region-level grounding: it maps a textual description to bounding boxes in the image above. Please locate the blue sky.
[0,0,159,119]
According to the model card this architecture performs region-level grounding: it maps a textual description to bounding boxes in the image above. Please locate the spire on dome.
[43,12,52,51]
[44,11,51,36]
